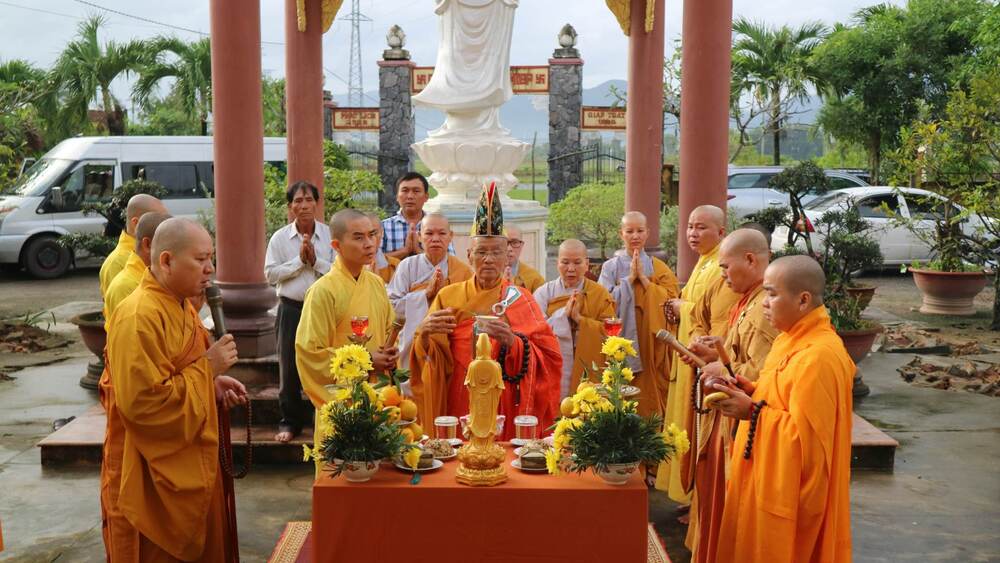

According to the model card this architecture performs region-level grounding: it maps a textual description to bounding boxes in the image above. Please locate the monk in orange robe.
[680,229,779,563]
[711,255,854,563]
[410,186,561,439]
[505,225,545,293]
[105,218,246,562]
[99,194,167,298]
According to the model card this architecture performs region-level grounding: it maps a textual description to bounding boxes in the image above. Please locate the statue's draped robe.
[105,271,230,562]
[410,277,562,440]
[295,257,393,474]
[533,278,616,397]
[656,245,729,502]
[686,283,777,563]
[99,231,136,298]
[511,261,545,293]
[716,306,854,563]
[597,251,679,418]
[387,254,473,369]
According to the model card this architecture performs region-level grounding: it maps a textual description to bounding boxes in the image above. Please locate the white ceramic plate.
[394,459,444,472]
[511,458,548,472]
[434,450,457,461]
[395,418,416,426]
[510,438,539,446]
[447,438,463,447]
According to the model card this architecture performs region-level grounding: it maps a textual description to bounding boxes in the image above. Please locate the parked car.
[770,186,996,266]
[727,166,869,218]
[0,136,288,279]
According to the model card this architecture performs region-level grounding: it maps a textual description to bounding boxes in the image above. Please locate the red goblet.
[350,316,369,337]
[603,317,623,336]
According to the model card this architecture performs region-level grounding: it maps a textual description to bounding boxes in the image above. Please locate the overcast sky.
[1,0,904,104]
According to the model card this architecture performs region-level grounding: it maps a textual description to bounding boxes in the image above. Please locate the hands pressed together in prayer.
[422,267,445,304]
[564,290,582,325]
[206,334,247,410]
[626,248,650,289]
[405,223,421,256]
[300,233,316,267]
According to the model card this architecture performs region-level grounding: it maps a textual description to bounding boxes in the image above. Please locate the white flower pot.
[595,462,640,486]
[342,460,380,482]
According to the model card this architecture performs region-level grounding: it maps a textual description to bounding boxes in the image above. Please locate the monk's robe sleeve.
[113,318,213,450]
[295,285,338,407]
[410,293,454,425]
[729,315,778,383]
[752,347,846,525]
[687,281,715,341]
[571,288,617,383]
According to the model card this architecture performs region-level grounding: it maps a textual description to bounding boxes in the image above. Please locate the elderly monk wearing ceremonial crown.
[387,212,472,370]
[104,218,245,562]
[410,183,562,440]
[534,239,617,398]
[713,255,854,563]
[597,211,679,419]
[657,205,738,505]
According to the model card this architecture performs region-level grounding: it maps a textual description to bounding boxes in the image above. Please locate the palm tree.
[0,59,58,149]
[731,18,829,165]
[50,15,145,136]
[133,37,212,135]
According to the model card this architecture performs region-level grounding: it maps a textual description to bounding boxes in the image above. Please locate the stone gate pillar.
[378,25,415,212]
[323,89,334,141]
[548,24,583,205]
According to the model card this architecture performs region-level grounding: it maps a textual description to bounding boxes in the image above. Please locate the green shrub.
[548,183,625,259]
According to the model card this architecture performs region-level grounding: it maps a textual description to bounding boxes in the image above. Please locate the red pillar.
[625,0,666,252]
[210,0,277,357]
[285,0,326,219]
[676,0,733,281]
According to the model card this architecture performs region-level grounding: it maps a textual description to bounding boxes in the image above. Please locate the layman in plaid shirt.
[381,172,453,260]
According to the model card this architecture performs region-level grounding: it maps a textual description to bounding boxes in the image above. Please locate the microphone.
[654,329,707,368]
[205,284,227,340]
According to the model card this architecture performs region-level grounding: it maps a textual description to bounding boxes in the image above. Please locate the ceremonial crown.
[471,181,506,238]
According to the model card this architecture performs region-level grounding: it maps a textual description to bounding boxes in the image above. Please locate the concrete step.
[38,405,315,467]
[39,408,899,471]
[232,384,314,428]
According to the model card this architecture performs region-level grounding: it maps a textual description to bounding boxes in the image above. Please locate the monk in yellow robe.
[598,211,679,419]
[367,212,400,284]
[98,211,171,558]
[657,205,728,503]
[533,239,617,397]
[296,209,397,475]
[410,184,562,439]
[712,255,854,563]
[99,194,167,297]
[105,218,245,562]
[387,213,472,370]
[505,225,545,292]
[680,229,779,563]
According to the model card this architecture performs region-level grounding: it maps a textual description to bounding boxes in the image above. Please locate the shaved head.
[621,211,647,228]
[721,228,770,258]
[558,238,588,256]
[150,218,215,299]
[125,194,167,235]
[330,209,369,240]
[420,212,452,263]
[134,212,172,265]
[687,205,726,254]
[690,205,725,229]
[771,255,825,302]
[763,255,826,332]
[422,212,450,231]
[506,224,523,238]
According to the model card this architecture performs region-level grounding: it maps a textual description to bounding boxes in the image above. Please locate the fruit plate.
[446,438,463,447]
[597,384,640,398]
[510,438,540,446]
[395,419,416,426]
[511,459,548,472]
[434,450,457,461]
[394,459,444,472]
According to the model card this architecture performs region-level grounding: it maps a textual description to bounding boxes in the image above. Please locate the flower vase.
[342,460,380,482]
[595,462,640,485]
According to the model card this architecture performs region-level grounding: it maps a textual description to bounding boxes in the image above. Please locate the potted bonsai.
[545,336,689,484]
[889,75,999,324]
[302,345,419,482]
[768,161,832,256]
[548,182,625,279]
[59,179,168,389]
[815,204,884,311]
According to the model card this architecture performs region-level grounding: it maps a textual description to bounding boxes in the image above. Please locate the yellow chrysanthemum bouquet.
[546,336,689,479]
[303,344,420,475]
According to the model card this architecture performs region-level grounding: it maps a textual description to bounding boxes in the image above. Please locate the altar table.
[311,447,648,562]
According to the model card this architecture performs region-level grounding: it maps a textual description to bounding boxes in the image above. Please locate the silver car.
[727,166,869,218]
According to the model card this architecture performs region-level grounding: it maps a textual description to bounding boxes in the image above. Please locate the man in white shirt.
[264,181,334,442]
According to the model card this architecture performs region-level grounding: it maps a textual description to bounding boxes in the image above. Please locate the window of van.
[728,173,775,190]
[123,162,208,199]
[58,162,116,212]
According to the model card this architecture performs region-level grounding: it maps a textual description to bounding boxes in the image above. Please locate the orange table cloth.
[312,447,648,563]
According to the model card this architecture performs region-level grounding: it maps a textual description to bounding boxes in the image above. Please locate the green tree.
[50,15,145,136]
[731,17,828,166]
[129,86,202,136]
[0,60,55,190]
[262,75,286,136]
[133,37,212,135]
[768,160,830,255]
[548,183,624,259]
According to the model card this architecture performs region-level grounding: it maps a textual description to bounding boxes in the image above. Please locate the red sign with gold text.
[411,66,550,95]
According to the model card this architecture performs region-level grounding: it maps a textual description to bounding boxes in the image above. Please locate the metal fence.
[550,139,627,188]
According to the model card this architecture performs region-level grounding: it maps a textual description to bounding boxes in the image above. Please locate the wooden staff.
[655,330,707,368]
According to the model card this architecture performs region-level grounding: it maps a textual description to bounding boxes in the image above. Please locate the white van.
[0,136,287,278]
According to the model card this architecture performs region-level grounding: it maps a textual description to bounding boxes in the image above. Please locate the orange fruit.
[576,381,594,393]
[408,422,424,439]
[560,397,575,418]
[380,386,402,407]
[400,427,415,443]
[399,398,418,421]
[384,406,401,423]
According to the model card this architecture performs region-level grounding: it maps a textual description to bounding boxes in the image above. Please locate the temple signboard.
[411,66,550,95]
[580,106,626,131]
[331,107,380,131]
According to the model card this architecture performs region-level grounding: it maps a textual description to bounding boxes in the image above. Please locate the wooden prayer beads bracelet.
[499,332,531,405]
[743,400,766,460]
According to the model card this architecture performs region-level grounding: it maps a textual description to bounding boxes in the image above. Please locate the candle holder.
[603,317,623,337]
[348,316,371,345]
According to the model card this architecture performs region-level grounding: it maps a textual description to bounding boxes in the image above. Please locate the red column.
[676,0,733,281]
[625,0,666,252]
[285,0,326,219]
[210,0,277,357]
